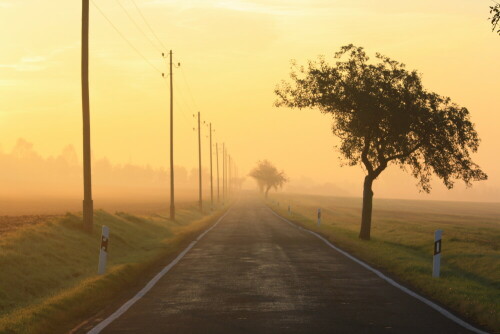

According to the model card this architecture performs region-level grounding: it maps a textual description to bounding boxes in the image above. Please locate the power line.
[91,0,162,73]
[163,78,195,131]
[178,65,200,111]
[176,75,198,114]
[115,0,164,53]
[166,66,197,116]
[174,84,198,128]
[130,0,168,51]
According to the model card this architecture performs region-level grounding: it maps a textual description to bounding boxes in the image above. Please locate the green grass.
[0,202,227,334]
[268,193,500,333]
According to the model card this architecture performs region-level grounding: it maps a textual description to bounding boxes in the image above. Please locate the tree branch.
[385,142,423,162]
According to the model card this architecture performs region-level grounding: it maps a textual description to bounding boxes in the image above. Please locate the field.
[268,193,500,333]
[0,200,226,334]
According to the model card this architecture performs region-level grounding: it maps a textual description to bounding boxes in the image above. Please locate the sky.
[0,0,499,203]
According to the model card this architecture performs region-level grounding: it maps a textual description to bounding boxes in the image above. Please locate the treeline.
[1,138,211,198]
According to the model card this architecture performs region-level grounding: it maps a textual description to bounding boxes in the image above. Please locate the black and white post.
[433,229,442,278]
[317,208,321,226]
[98,225,109,275]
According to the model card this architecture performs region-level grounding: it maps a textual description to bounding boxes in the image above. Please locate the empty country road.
[87,196,479,334]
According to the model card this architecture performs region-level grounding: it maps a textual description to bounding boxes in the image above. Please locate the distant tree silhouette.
[275,45,487,240]
[491,3,500,35]
[249,160,288,198]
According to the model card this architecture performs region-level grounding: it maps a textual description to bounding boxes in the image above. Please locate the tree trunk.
[359,175,374,240]
[265,185,272,198]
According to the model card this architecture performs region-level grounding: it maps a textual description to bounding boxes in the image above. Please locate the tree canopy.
[275,45,487,239]
[249,160,288,197]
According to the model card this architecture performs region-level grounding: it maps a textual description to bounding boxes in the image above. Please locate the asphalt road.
[94,196,477,334]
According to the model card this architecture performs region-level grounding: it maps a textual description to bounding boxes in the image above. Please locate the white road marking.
[87,209,232,334]
[269,208,489,334]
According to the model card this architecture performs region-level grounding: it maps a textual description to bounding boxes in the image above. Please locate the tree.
[249,160,288,198]
[490,3,500,35]
[275,45,487,240]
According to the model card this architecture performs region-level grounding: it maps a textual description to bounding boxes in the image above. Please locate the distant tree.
[491,3,500,35]
[249,160,288,197]
[275,45,487,240]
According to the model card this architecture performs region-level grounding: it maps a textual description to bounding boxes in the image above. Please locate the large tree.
[275,45,487,240]
[249,160,288,198]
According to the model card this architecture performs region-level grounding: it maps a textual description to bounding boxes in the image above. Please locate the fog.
[1,138,216,214]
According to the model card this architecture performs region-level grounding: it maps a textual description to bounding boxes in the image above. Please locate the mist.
[1,138,218,214]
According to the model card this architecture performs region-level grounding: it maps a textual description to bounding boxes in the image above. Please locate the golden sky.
[0,0,499,202]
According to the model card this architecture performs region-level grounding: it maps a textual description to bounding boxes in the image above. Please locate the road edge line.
[87,208,232,334]
[268,208,490,334]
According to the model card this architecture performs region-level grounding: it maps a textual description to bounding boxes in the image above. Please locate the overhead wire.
[91,0,163,74]
[178,63,200,111]
[91,0,214,151]
[163,78,196,132]
[175,83,198,126]
[115,0,164,54]
[176,58,223,147]
[130,0,168,51]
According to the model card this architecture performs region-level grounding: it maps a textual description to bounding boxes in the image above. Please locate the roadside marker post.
[433,229,442,278]
[98,226,110,275]
[317,208,321,226]
[288,204,291,215]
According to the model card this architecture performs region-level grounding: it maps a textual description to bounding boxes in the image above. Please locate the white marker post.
[317,208,321,226]
[98,225,109,275]
[433,229,442,278]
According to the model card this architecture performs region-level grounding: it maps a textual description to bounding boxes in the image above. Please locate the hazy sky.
[0,0,499,202]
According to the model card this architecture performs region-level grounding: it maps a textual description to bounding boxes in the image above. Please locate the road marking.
[269,209,489,334]
[87,209,232,334]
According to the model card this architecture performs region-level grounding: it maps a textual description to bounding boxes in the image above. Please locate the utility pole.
[168,50,175,220]
[228,155,232,199]
[235,165,238,193]
[225,150,229,202]
[216,143,220,205]
[81,0,93,233]
[222,143,226,204]
[237,165,239,193]
[197,111,202,211]
[209,123,213,210]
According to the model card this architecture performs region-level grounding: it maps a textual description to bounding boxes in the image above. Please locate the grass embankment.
[269,193,500,333]
[0,202,227,334]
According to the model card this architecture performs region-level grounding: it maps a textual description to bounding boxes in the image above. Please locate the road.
[90,196,478,334]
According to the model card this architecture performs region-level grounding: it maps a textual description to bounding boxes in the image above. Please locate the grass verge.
[0,202,227,334]
[268,193,499,333]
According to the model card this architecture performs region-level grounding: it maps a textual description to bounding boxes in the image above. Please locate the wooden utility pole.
[209,123,213,210]
[169,50,175,220]
[222,143,226,204]
[216,143,220,204]
[197,111,202,211]
[228,155,232,199]
[81,0,93,232]
[225,150,229,201]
